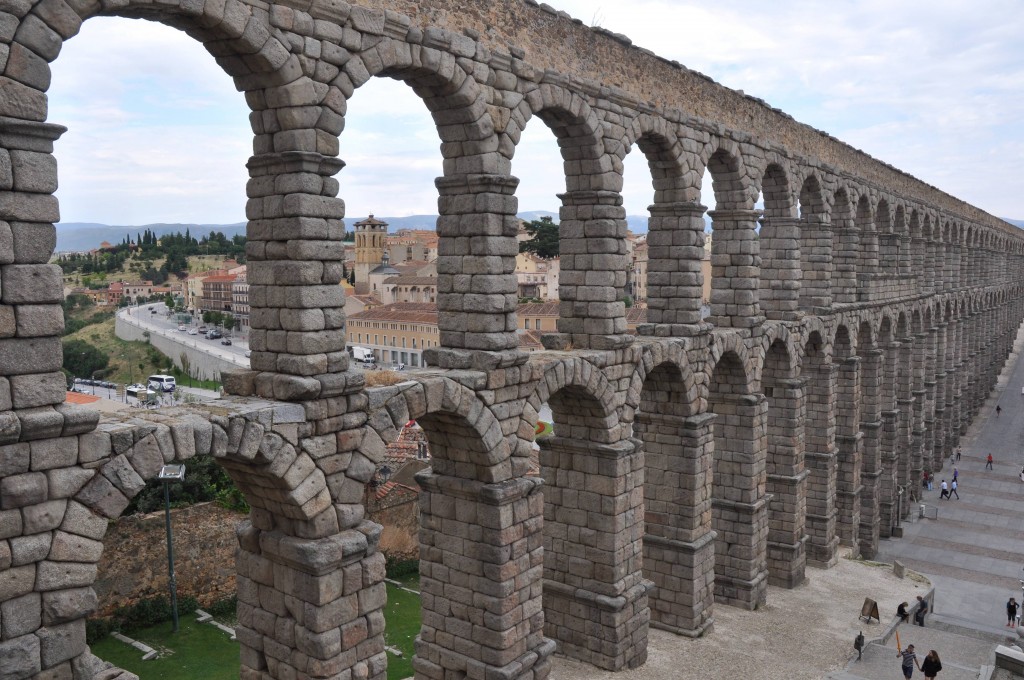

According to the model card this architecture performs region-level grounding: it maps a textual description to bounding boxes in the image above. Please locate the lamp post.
[158,464,186,632]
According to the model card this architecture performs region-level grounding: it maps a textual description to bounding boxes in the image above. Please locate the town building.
[515,252,560,301]
[353,215,388,291]
[201,274,237,314]
[346,302,440,367]
[232,270,249,328]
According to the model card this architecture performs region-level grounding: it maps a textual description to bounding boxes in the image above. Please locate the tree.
[222,313,236,331]
[518,217,560,258]
[62,339,109,378]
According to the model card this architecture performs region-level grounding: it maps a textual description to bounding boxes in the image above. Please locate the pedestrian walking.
[950,479,959,499]
[986,453,994,470]
[1019,465,1024,483]
[898,644,920,678]
[997,405,1003,417]
[1008,597,1018,627]
[957,446,962,461]
[921,650,942,679]
[952,467,958,482]
[915,595,928,626]
[939,479,949,499]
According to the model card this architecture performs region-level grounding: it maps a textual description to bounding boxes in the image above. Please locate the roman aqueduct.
[1,0,1022,678]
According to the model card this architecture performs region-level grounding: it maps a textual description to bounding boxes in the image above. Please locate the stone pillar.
[835,356,862,552]
[539,436,649,670]
[899,235,913,277]
[933,322,949,466]
[859,350,883,557]
[0,118,69,417]
[638,412,716,637]
[639,202,707,336]
[879,233,899,277]
[924,239,937,294]
[805,361,839,567]
[245,151,351,402]
[432,174,524,370]
[798,216,833,311]
[707,209,764,330]
[710,394,769,609]
[832,225,860,305]
[764,378,807,588]
[896,341,915,511]
[235,522,387,680]
[547,190,631,351]
[414,472,553,680]
[878,409,900,538]
[758,216,801,321]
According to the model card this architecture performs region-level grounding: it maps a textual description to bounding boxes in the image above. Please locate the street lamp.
[158,464,186,632]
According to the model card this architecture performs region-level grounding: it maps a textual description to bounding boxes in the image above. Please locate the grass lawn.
[90,618,238,680]
[385,583,421,680]
[91,586,422,680]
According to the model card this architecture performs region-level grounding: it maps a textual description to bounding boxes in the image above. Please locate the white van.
[147,374,176,393]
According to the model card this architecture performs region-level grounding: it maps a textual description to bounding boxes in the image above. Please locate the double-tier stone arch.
[795,169,833,311]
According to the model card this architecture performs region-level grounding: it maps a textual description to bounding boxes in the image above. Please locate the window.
[402,337,406,348]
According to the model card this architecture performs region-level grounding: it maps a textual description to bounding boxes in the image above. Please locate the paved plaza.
[877,326,1024,638]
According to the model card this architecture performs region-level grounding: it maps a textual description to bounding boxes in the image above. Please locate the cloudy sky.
[48,0,1024,226]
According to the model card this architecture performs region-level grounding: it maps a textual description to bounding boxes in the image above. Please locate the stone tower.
[354,214,389,289]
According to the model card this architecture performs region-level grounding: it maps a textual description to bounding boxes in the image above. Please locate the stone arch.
[760,332,807,588]
[706,339,769,609]
[399,377,549,679]
[797,171,831,310]
[516,85,629,347]
[62,405,385,680]
[341,39,522,357]
[702,140,761,329]
[622,117,705,331]
[758,161,800,320]
[831,185,858,304]
[856,192,877,280]
[801,327,838,567]
[631,341,712,637]
[530,356,646,669]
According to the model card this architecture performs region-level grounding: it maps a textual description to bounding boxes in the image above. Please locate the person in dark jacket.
[1008,597,1019,627]
[920,649,942,679]
[897,601,910,622]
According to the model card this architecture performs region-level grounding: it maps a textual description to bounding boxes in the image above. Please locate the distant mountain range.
[54,213,1024,252]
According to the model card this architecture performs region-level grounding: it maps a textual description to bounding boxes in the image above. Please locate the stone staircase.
[828,616,1014,680]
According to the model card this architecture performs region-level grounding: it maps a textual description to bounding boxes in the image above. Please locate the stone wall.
[93,502,244,617]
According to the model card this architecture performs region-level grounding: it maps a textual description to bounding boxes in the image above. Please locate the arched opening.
[757,164,798,320]
[797,174,830,310]
[856,194,877,289]
[761,338,806,586]
[707,349,768,608]
[536,372,647,670]
[635,359,713,636]
[831,188,857,304]
[513,98,628,349]
[704,148,760,329]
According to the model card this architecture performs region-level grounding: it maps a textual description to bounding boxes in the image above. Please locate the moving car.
[178,325,187,331]
[187,328,198,335]
[221,338,232,345]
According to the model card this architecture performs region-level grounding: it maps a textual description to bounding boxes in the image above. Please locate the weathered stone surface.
[0,592,40,638]
[36,619,87,667]
[30,436,78,471]
[42,587,97,625]
[0,471,46,508]
[0,633,41,680]
[22,499,66,533]
[0,265,63,304]
[13,304,63,337]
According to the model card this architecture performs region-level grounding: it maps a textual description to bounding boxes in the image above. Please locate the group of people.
[895,597,940,678]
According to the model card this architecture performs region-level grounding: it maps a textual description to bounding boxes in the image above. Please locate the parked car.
[221,339,232,345]
[178,325,187,331]
[207,330,223,339]
[147,374,176,393]
[198,326,208,333]
[150,309,157,314]
[187,328,198,335]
